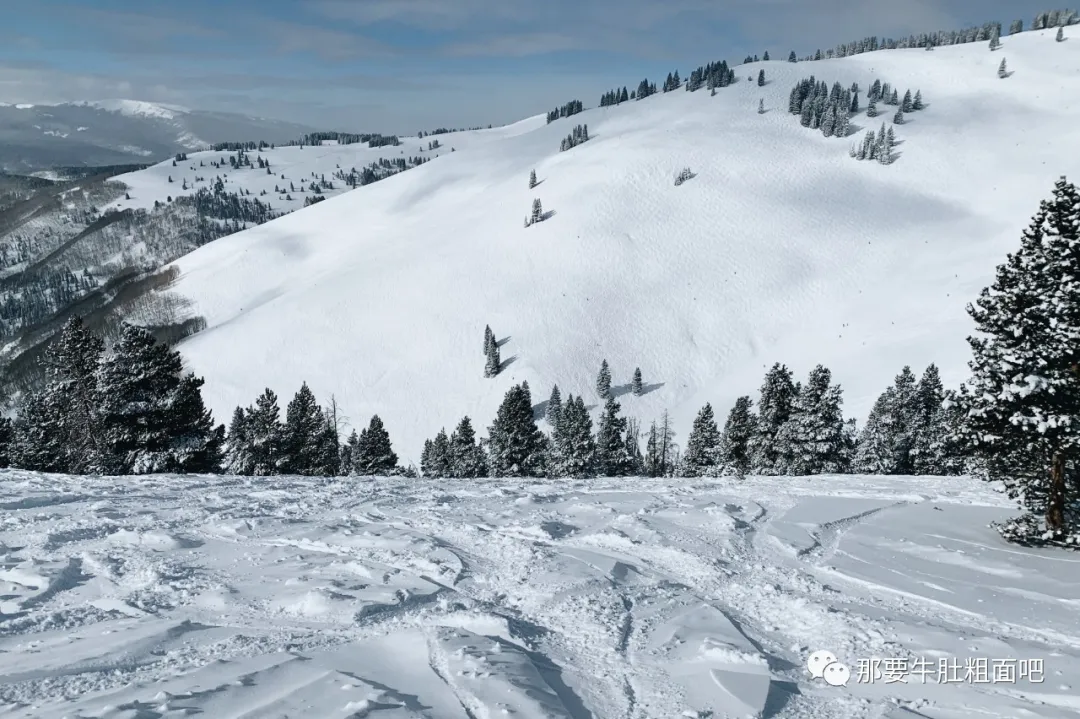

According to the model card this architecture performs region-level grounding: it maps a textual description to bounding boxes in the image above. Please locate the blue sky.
[0,0,1028,132]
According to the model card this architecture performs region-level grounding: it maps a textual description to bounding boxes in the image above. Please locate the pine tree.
[531,198,544,224]
[990,26,1001,50]
[550,394,594,477]
[853,367,918,474]
[487,383,546,477]
[788,51,797,62]
[529,169,538,189]
[484,324,494,356]
[719,396,755,476]
[595,397,632,476]
[758,98,765,114]
[682,403,721,476]
[485,339,500,378]
[244,389,284,475]
[909,364,952,475]
[958,177,1080,538]
[224,406,254,474]
[867,99,878,118]
[1057,26,1066,42]
[596,359,612,398]
[998,58,1008,78]
[849,89,860,114]
[11,317,104,473]
[763,51,770,60]
[422,428,451,477]
[894,108,904,125]
[902,89,913,113]
[757,69,766,86]
[631,368,643,396]
[282,382,337,475]
[776,365,848,475]
[624,417,644,475]
[546,384,562,426]
[340,429,360,475]
[749,363,798,474]
[96,323,222,474]
[448,416,488,478]
[354,415,398,475]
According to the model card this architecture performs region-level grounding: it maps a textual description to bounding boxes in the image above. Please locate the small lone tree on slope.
[531,198,544,224]
[998,58,1008,78]
[959,177,1080,543]
[597,359,612,398]
[757,69,765,86]
[758,98,765,114]
[631,368,643,396]
[529,169,537,189]
[484,339,500,378]
[1058,26,1066,42]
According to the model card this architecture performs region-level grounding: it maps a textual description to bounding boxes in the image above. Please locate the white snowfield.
[0,471,1077,718]
[158,30,1080,463]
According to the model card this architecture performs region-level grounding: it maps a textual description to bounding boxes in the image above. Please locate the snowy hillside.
[107,124,520,216]
[162,29,1080,463]
[1,471,1077,719]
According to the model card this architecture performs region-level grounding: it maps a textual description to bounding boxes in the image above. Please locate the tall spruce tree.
[757,69,766,86]
[484,325,494,356]
[224,406,255,474]
[749,363,798,474]
[247,388,285,475]
[529,169,538,189]
[631,368,644,396]
[485,339,501,378]
[719,396,755,476]
[776,365,848,475]
[624,417,644,475]
[958,177,1080,538]
[12,317,104,473]
[682,403,721,476]
[550,394,594,477]
[421,428,451,477]
[448,416,488,478]
[487,383,546,477]
[595,397,632,476]
[546,384,562,426]
[282,382,335,475]
[353,415,398,475]
[96,324,222,474]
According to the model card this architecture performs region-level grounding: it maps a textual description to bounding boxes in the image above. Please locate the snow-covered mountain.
[0,100,317,173]
[158,28,1080,465]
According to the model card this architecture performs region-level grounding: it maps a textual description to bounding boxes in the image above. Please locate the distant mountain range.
[0,100,318,173]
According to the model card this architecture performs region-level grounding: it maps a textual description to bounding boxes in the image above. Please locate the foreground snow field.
[160,30,1080,463]
[1,471,1077,718]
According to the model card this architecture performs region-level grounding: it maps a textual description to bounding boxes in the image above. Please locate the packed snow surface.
[0,471,1077,718]
[158,30,1080,462]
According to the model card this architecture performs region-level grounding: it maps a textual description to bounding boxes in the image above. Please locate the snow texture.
[0,470,1077,718]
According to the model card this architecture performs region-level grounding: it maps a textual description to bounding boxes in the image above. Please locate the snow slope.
[163,29,1080,462]
[107,123,529,216]
[1,470,1077,719]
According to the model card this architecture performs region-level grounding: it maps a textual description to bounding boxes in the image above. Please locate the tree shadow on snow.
[610,382,665,399]
[532,179,545,187]
[540,209,557,221]
[497,336,511,347]
[499,355,518,372]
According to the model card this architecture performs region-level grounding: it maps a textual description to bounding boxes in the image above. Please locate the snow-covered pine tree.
[596,359,612,399]
[788,50,797,62]
[340,429,360,475]
[529,169,537,188]
[913,89,924,110]
[10,316,104,473]
[998,58,1008,78]
[224,406,254,474]
[867,99,878,118]
[902,89,913,113]
[990,26,1001,50]
[681,403,721,476]
[546,384,563,427]
[631,368,643,396]
[421,428,451,477]
[1058,26,1066,41]
[550,394,594,477]
[96,323,223,474]
[800,101,813,127]
[484,339,500,378]
[763,51,770,60]
[775,365,848,475]
[624,417,644,475]
[853,389,899,474]
[1009,19,1023,34]
[835,108,850,138]
[353,415,398,475]
[484,324,494,356]
[893,108,904,125]
[757,69,765,86]
[282,382,331,475]
[758,98,765,114]
[246,388,285,475]
[821,104,836,137]
[595,397,632,476]
[909,364,953,475]
[719,396,755,476]
[749,363,798,474]
[849,89,860,113]
[487,383,546,477]
[958,177,1080,541]
[531,198,544,224]
[448,416,488,478]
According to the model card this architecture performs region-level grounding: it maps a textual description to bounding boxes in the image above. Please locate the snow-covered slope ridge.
[167,29,1080,461]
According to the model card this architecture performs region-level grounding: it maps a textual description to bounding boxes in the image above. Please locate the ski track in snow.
[1,470,1078,718]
